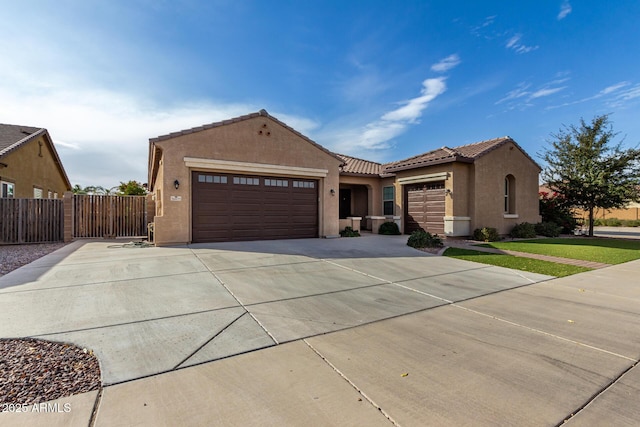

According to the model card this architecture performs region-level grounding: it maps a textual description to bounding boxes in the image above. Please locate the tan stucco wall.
[151,116,342,245]
[0,135,69,198]
[471,142,541,235]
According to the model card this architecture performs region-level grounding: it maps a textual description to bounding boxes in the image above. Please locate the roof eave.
[383,156,474,173]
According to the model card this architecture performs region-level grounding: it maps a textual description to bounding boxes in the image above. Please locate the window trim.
[1,181,15,198]
[383,185,394,216]
[504,175,516,214]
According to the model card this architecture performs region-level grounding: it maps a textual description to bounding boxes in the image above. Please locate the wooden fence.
[0,198,64,244]
[0,194,148,244]
[73,195,147,238]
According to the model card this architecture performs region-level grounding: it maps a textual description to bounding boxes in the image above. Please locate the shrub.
[407,230,443,248]
[472,227,501,242]
[340,226,360,237]
[510,222,537,239]
[539,191,578,233]
[378,221,401,235]
[535,221,562,237]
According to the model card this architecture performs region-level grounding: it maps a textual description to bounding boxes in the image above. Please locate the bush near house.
[472,227,501,242]
[534,221,563,237]
[378,221,401,235]
[510,222,537,239]
[340,226,360,237]
[407,230,443,248]
[539,191,578,234]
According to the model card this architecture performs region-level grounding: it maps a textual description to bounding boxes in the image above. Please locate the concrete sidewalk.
[1,235,639,426]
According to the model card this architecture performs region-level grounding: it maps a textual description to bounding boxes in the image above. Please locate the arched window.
[504,175,516,214]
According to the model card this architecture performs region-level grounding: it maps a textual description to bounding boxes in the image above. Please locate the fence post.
[63,191,74,242]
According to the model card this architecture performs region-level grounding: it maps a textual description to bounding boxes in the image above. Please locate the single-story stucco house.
[148,110,541,245]
[0,124,71,199]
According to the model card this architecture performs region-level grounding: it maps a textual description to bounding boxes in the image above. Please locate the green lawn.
[478,238,640,264]
[444,247,591,277]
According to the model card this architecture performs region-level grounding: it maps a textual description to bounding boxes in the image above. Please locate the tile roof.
[336,154,382,175]
[0,124,43,157]
[382,136,517,173]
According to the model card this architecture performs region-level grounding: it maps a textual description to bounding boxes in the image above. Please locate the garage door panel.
[192,172,318,243]
[405,183,445,235]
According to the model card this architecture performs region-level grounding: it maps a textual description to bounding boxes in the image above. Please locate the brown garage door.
[192,172,318,243]
[404,182,445,235]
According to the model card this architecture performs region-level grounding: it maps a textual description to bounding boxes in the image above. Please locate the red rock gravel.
[0,338,101,405]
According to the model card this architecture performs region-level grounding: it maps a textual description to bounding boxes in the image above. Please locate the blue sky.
[2,1,639,188]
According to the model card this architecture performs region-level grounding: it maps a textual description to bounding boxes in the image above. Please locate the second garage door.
[404,182,445,235]
[192,172,318,243]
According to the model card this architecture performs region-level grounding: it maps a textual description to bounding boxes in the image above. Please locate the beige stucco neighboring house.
[148,110,541,245]
[0,124,71,199]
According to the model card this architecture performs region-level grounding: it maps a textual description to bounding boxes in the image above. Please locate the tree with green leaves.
[118,180,147,195]
[541,114,640,236]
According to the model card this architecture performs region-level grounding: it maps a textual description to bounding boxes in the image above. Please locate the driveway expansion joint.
[556,359,640,426]
[303,339,400,426]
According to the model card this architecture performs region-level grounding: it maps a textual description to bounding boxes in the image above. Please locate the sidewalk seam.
[303,339,400,426]
[87,386,103,427]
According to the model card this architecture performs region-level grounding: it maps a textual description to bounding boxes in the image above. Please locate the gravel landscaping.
[0,242,68,277]
[0,338,101,405]
[1,243,103,406]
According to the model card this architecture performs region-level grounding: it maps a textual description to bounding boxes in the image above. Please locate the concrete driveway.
[1,234,639,426]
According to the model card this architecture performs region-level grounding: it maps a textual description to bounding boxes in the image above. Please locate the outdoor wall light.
[330,188,335,196]
[174,179,180,190]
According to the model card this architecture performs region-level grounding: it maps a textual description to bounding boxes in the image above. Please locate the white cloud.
[0,81,322,188]
[530,87,566,99]
[431,54,461,73]
[601,81,630,95]
[506,34,539,54]
[495,83,531,104]
[558,1,572,20]
[546,81,638,110]
[381,78,447,123]
[327,77,447,156]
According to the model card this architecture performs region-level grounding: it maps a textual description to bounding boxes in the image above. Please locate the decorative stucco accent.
[397,172,449,185]
[444,216,471,236]
[183,157,329,178]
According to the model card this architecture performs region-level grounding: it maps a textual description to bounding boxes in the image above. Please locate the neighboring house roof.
[0,124,42,156]
[336,154,382,176]
[381,136,541,173]
[0,123,72,190]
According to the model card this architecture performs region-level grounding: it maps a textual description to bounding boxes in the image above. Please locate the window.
[198,174,227,184]
[1,181,14,198]
[233,176,259,185]
[504,175,516,214]
[48,190,53,199]
[383,186,394,215]
[33,187,43,199]
[265,179,288,187]
[293,180,315,188]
